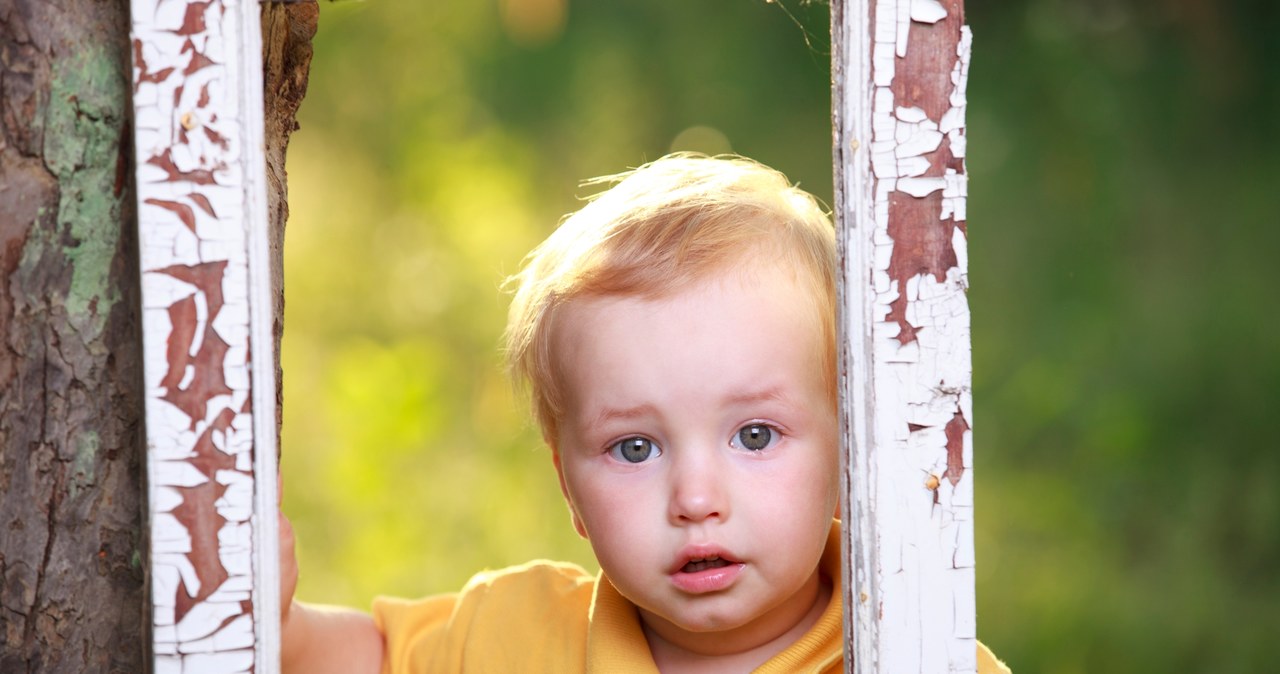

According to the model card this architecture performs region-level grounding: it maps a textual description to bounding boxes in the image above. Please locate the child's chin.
[647,607,755,635]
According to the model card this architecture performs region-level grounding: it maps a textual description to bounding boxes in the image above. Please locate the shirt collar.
[585,521,844,672]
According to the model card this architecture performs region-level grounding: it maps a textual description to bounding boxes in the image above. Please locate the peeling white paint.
[896,0,912,57]
[836,0,975,672]
[179,651,255,673]
[951,223,969,285]
[153,460,210,488]
[910,0,948,24]
[897,176,948,198]
[941,168,968,222]
[132,0,279,671]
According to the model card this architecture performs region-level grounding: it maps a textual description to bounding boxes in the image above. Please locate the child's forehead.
[554,261,829,355]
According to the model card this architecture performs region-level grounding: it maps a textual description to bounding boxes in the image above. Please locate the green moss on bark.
[42,42,130,341]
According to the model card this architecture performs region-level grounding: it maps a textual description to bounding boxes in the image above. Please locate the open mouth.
[681,555,733,574]
[670,551,744,593]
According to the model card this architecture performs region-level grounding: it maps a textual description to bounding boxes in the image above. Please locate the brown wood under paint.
[133,38,176,93]
[203,124,231,150]
[145,198,198,233]
[943,411,969,486]
[884,7,967,347]
[172,408,241,622]
[158,261,234,429]
[146,148,221,185]
[181,38,217,77]
[890,0,965,122]
[177,1,215,36]
[187,191,217,218]
[886,190,959,345]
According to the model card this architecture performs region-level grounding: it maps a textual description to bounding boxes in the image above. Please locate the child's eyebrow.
[586,388,794,430]
[588,403,659,429]
[722,386,791,408]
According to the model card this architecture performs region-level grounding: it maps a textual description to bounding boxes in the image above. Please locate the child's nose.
[667,451,729,524]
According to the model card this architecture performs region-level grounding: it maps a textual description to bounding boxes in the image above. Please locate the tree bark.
[262,0,318,444]
[0,1,145,671]
[0,1,315,670]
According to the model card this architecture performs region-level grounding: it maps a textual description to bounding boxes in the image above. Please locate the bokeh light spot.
[501,0,568,47]
[669,125,733,156]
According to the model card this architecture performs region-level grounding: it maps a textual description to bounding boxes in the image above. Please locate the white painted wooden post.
[833,0,975,672]
[130,0,281,671]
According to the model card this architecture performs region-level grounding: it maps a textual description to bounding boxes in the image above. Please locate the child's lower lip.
[670,563,745,594]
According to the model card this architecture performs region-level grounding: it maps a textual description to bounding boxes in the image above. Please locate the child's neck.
[640,576,833,674]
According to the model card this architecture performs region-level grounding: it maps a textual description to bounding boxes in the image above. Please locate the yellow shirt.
[374,526,1010,673]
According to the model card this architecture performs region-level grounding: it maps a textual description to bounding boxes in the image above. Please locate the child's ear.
[551,450,589,539]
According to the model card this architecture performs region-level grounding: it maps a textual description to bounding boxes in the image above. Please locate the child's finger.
[278,509,299,620]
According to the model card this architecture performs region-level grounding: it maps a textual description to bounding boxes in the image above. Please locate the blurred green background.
[280,1,1279,672]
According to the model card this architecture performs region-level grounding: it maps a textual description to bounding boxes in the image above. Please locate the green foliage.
[282,1,1278,671]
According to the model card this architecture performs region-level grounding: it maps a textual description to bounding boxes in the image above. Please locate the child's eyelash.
[741,420,786,434]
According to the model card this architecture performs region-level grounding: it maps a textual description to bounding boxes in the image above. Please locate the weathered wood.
[0,1,147,671]
[833,1,974,672]
[0,0,311,669]
[129,0,294,669]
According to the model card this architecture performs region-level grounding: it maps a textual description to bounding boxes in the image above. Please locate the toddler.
[280,154,1008,673]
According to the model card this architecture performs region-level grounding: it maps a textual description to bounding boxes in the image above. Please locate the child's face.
[550,260,839,654]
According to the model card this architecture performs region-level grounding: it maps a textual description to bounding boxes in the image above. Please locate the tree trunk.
[0,1,315,670]
[262,0,318,442]
[0,1,145,671]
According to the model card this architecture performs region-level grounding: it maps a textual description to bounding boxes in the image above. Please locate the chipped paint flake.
[132,0,279,670]
[897,176,947,198]
[896,0,911,58]
[910,0,948,24]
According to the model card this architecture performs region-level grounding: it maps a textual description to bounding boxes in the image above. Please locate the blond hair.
[504,153,835,441]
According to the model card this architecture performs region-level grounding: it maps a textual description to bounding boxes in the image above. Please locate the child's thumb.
[279,508,299,620]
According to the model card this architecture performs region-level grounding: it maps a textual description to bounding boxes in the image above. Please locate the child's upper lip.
[669,543,742,573]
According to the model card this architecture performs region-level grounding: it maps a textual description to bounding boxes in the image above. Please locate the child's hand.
[277,479,383,674]
[278,472,300,635]
[279,506,299,632]
[279,476,306,671]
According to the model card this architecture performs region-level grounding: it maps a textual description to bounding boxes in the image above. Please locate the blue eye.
[610,437,660,463]
[735,424,777,451]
